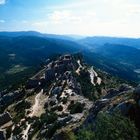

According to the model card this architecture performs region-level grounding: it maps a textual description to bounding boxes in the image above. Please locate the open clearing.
[6,65,28,74]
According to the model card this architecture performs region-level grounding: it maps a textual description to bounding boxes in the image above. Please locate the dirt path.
[22,89,47,140]
[89,67,102,85]
[29,89,44,117]
[22,122,31,140]
[76,60,82,75]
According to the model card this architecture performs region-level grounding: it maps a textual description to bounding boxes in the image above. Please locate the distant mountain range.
[79,37,140,83]
[0,31,84,41]
[80,36,140,49]
[0,31,140,90]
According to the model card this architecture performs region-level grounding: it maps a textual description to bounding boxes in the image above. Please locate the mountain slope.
[0,54,139,140]
[80,36,140,49]
[0,36,84,90]
[83,52,138,83]
[0,31,75,41]
[1,32,140,90]
[79,38,140,83]
[94,43,140,68]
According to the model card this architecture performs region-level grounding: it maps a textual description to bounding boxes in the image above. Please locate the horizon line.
[0,30,140,39]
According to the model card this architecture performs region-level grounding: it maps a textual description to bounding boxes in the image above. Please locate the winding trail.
[9,125,15,140]
[89,67,96,86]
[89,67,102,85]
[22,89,44,140]
[97,77,102,85]
[29,89,43,117]
[76,60,82,75]
[22,122,31,140]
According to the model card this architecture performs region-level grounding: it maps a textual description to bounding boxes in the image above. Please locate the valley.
[0,32,140,91]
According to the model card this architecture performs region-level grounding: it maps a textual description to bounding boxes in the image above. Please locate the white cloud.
[48,10,82,24]
[0,20,5,23]
[28,0,140,37]
[4,0,140,37]
[125,4,140,16]
[0,0,6,5]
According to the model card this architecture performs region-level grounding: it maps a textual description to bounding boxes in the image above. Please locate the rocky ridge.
[0,54,140,140]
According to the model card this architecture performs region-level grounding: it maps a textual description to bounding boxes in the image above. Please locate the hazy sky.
[0,0,140,37]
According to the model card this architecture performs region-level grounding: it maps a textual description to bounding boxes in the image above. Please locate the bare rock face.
[51,87,62,96]
[0,112,12,126]
[0,90,22,107]
[45,54,73,81]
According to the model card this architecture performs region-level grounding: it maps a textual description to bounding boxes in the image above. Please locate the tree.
[76,112,138,140]
[77,127,95,140]
[95,112,138,140]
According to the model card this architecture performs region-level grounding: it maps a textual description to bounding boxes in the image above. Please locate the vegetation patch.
[68,102,85,114]
[6,65,28,74]
[75,112,138,140]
